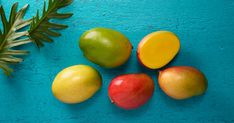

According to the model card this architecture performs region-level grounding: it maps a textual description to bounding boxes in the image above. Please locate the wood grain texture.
[0,0,234,122]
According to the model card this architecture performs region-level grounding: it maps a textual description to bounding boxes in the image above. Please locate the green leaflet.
[29,0,73,47]
[0,3,31,76]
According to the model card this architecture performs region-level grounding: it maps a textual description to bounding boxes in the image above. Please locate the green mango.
[79,28,132,68]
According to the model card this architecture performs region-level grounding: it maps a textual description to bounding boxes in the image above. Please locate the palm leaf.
[29,0,73,47]
[0,3,32,76]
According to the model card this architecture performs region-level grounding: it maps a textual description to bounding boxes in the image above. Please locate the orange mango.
[158,66,208,100]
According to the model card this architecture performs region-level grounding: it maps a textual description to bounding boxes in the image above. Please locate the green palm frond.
[0,3,32,76]
[29,0,73,47]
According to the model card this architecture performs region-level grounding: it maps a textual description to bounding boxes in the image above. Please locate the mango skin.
[52,65,102,104]
[79,28,132,68]
[158,66,208,100]
[108,73,154,110]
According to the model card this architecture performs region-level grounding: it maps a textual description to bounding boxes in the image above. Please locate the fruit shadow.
[95,53,135,77]
[108,95,154,118]
[159,49,202,70]
[159,89,207,108]
[136,61,157,76]
[65,87,103,112]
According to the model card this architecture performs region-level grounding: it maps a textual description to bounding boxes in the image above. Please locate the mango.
[158,66,208,100]
[52,65,102,104]
[137,31,180,69]
[79,28,132,68]
[108,73,154,110]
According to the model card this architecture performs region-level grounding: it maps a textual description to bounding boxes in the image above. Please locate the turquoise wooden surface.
[1,0,234,123]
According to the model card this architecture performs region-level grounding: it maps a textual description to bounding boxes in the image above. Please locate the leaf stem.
[29,0,58,34]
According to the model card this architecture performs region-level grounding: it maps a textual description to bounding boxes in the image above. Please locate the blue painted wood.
[0,0,234,122]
